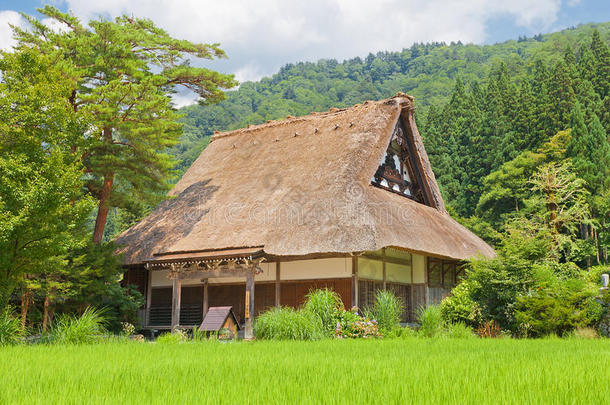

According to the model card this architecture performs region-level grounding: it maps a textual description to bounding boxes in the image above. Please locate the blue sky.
[0,0,608,95]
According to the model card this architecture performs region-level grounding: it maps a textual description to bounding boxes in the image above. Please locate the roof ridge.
[210,94,412,142]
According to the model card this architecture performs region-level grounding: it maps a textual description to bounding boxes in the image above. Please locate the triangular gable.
[371,110,445,212]
[372,119,426,204]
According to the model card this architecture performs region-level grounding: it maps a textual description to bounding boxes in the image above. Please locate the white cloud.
[1,0,570,100]
[0,10,24,50]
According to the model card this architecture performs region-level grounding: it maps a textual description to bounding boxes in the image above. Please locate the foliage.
[254,307,324,341]
[440,282,481,326]
[363,290,404,334]
[12,6,237,242]
[156,329,188,344]
[334,310,382,339]
[514,278,602,337]
[0,50,94,308]
[303,288,344,336]
[416,305,445,338]
[50,307,107,344]
[477,321,503,338]
[447,322,476,339]
[569,327,599,339]
[0,306,23,346]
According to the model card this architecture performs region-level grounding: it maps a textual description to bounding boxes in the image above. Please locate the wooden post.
[203,279,209,317]
[275,261,281,307]
[409,255,414,322]
[145,268,152,327]
[171,276,182,330]
[351,255,358,309]
[245,270,255,339]
[382,248,387,290]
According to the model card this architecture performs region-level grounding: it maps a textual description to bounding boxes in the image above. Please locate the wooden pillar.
[275,261,281,307]
[171,275,182,330]
[382,248,387,290]
[203,279,209,317]
[244,270,255,339]
[409,256,414,322]
[351,255,359,309]
[145,268,152,327]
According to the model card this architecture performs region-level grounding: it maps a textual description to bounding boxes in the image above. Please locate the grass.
[1,339,610,404]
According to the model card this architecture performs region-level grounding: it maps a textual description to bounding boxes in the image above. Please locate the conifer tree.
[12,6,238,243]
[567,104,610,195]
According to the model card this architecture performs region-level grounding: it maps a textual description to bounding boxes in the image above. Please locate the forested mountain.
[174,22,609,173]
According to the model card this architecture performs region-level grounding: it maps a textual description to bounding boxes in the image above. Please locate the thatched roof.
[115,94,495,265]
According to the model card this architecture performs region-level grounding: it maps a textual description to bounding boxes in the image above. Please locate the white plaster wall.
[280,258,351,280]
[386,262,411,283]
[357,257,383,280]
[412,254,426,283]
[385,247,412,261]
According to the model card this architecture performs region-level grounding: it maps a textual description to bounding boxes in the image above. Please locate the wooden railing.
[139,305,203,328]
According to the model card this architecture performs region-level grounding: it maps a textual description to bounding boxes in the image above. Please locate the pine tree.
[547,61,576,133]
[13,6,238,243]
[590,30,610,98]
[567,104,610,195]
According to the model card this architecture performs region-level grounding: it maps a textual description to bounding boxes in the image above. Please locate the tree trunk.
[92,127,115,244]
[20,289,32,332]
[42,295,51,332]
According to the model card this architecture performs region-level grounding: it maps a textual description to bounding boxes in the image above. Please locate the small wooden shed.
[199,306,240,337]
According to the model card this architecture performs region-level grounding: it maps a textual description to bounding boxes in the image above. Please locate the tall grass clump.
[51,307,107,344]
[417,305,445,337]
[0,306,23,346]
[365,290,404,334]
[255,307,324,340]
[303,288,344,335]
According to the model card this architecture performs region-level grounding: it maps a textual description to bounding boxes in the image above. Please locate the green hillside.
[174,22,609,174]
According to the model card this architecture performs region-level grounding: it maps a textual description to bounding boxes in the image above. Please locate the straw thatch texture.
[115,94,494,264]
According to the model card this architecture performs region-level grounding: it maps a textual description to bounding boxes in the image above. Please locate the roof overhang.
[145,246,265,269]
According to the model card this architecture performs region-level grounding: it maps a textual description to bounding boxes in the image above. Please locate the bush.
[157,329,188,344]
[334,310,382,339]
[391,326,417,339]
[364,290,403,334]
[570,327,599,339]
[417,305,445,338]
[255,307,324,340]
[514,279,602,337]
[440,282,481,326]
[51,307,107,344]
[0,306,23,346]
[447,322,476,339]
[303,288,344,336]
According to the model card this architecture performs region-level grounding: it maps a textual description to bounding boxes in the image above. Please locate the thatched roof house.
[118,93,493,338]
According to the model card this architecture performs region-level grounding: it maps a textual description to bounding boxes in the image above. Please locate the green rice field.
[2,338,609,404]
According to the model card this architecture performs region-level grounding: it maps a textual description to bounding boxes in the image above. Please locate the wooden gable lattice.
[372,119,427,205]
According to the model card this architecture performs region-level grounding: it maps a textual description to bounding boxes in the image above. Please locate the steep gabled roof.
[115,94,494,264]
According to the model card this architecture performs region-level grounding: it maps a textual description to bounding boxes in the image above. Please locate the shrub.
[477,320,502,338]
[157,329,188,344]
[514,279,602,337]
[303,288,344,336]
[335,310,382,339]
[365,290,403,334]
[570,327,599,339]
[391,326,417,339]
[255,307,324,340]
[51,307,107,344]
[417,305,445,338]
[447,322,476,339]
[440,282,481,326]
[0,306,23,346]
